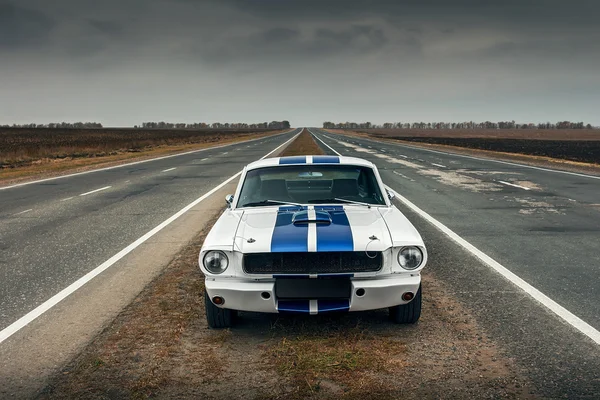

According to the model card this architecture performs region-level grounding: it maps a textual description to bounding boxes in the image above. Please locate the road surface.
[309,128,600,398]
[0,129,300,333]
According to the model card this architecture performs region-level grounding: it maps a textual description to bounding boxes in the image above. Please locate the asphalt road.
[0,129,301,332]
[309,128,600,397]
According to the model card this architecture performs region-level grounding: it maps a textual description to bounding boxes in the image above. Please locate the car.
[198,155,427,328]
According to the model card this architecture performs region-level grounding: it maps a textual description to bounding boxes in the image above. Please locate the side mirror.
[386,190,395,201]
[225,194,234,208]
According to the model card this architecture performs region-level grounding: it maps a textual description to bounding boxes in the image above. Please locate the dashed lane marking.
[79,186,111,197]
[14,209,33,216]
[499,181,531,191]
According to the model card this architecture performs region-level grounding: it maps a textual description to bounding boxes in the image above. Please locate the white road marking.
[0,129,299,191]
[79,186,111,196]
[60,197,74,202]
[393,171,416,182]
[311,129,600,346]
[161,167,177,173]
[200,158,209,162]
[223,152,229,155]
[431,163,447,168]
[14,209,32,216]
[0,131,301,345]
[399,155,408,159]
[499,180,531,191]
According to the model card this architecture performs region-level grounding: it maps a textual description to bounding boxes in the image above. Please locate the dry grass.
[0,127,282,168]
[280,128,324,156]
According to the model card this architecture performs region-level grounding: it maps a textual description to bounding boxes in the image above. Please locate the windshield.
[237,165,386,207]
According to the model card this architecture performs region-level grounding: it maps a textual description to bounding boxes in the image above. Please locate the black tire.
[204,291,237,329]
[389,285,422,324]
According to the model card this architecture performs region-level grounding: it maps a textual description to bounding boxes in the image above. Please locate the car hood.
[214,205,423,254]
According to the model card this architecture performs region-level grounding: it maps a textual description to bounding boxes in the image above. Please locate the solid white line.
[431,163,447,168]
[386,187,600,346]
[499,180,531,191]
[161,167,177,173]
[79,186,111,196]
[324,130,600,181]
[0,129,298,191]
[60,197,74,202]
[14,209,33,216]
[313,129,600,346]
[0,130,301,345]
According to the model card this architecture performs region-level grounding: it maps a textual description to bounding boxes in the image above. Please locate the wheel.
[204,291,237,329]
[389,285,422,324]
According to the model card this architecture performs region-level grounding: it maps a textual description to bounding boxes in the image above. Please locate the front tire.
[204,291,236,329]
[389,285,422,324]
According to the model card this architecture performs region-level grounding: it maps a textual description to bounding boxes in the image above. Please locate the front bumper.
[204,274,421,314]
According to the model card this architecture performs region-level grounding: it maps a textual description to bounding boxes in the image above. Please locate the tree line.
[1,121,292,129]
[138,121,291,129]
[323,121,595,130]
[1,122,104,128]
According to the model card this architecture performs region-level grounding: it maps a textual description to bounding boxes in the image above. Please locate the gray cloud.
[0,2,54,49]
[1,0,599,126]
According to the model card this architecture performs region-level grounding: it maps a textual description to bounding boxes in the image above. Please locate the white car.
[199,155,427,328]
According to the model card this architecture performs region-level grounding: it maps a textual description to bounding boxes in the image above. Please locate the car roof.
[246,155,376,171]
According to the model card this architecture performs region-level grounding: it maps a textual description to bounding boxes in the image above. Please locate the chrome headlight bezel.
[203,250,229,274]
[397,246,423,270]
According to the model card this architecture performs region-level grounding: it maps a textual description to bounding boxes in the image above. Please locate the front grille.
[243,252,382,274]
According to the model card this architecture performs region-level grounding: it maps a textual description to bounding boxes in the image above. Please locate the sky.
[1,0,599,127]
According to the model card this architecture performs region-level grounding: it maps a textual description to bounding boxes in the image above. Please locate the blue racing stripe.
[317,273,354,279]
[314,206,354,252]
[312,156,340,164]
[278,300,310,313]
[279,156,306,164]
[318,299,350,313]
[271,206,309,252]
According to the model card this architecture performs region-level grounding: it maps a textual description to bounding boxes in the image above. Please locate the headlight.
[203,251,229,274]
[397,247,423,270]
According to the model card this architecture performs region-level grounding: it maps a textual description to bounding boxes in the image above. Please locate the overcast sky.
[1,0,599,127]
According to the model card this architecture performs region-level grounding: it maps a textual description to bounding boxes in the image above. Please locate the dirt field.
[0,128,284,185]
[334,129,600,164]
[346,128,600,141]
[34,131,538,399]
[0,127,281,169]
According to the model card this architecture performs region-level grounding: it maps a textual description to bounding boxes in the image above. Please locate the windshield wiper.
[309,198,372,208]
[242,199,303,208]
